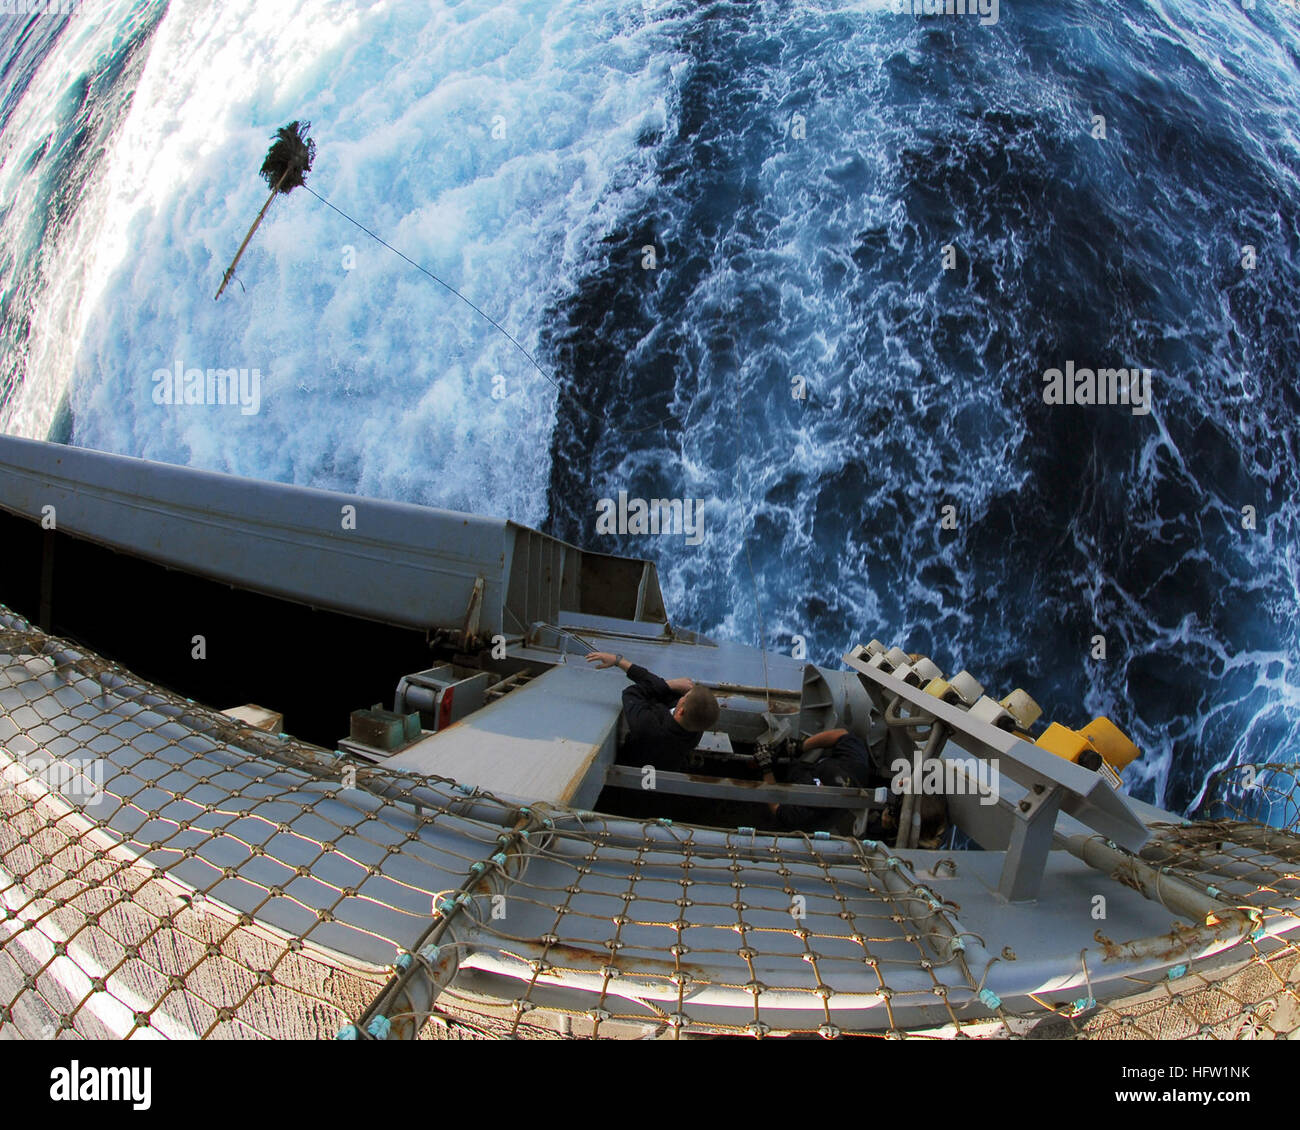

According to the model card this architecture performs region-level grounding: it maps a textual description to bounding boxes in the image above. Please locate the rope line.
[302,185,679,437]
[303,186,558,392]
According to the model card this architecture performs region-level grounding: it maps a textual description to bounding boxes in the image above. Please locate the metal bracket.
[999,783,1065,902]
[846,646,1151,904]
[759,710,796,749]
[461,575,485,650]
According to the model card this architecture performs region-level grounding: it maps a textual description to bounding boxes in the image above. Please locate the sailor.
[757,728,946,843]
[879,793,948,848]
[757,728,876,833]
[585,652,720,772]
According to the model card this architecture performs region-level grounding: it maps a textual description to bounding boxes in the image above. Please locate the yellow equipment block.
[1079,716,1140,770]
[1035,722,1095,763]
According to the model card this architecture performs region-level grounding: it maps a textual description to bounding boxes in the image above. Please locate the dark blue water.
[540,0,1300,815]
[1,0,1297,816]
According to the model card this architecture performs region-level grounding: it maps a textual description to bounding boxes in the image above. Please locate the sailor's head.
[673,685,720,733]
[881,794,948,847]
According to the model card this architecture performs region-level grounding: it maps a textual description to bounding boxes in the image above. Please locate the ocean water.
[0,0,1297,816]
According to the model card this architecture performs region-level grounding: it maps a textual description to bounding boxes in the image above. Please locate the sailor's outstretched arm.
[587,653,686,705]
[801,728,848,753]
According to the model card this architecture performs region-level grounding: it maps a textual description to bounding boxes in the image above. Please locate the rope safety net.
[1,606,1298,1040]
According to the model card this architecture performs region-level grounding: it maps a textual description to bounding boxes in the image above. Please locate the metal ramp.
[383,665,621,810]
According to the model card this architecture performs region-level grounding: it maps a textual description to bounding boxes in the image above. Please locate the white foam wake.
[6,0,684,527]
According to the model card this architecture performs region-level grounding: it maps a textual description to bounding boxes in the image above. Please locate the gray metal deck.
[1,437,1297,1039]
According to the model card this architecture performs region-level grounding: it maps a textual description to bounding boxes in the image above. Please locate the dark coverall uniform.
[619,664,703,773]
[775,732,878,833]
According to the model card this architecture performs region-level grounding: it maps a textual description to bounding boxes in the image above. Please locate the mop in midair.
[214,120,316,300]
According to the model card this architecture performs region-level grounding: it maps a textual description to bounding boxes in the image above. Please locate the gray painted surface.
[0,436,664,636]
[1,439,1296,1038]
[386,664,619,809]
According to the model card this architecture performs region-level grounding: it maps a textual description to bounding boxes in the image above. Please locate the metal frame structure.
[845,647,1151,901]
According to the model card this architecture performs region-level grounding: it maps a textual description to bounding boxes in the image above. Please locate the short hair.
[678,685,720,732]
[881,795,948,847]
[916,794,948,848]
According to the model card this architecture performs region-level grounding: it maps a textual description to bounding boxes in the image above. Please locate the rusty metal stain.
[1111,867,1147,895]
[684,772,762,788]
[539,940,709,981]
[1096,920,1228,964]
